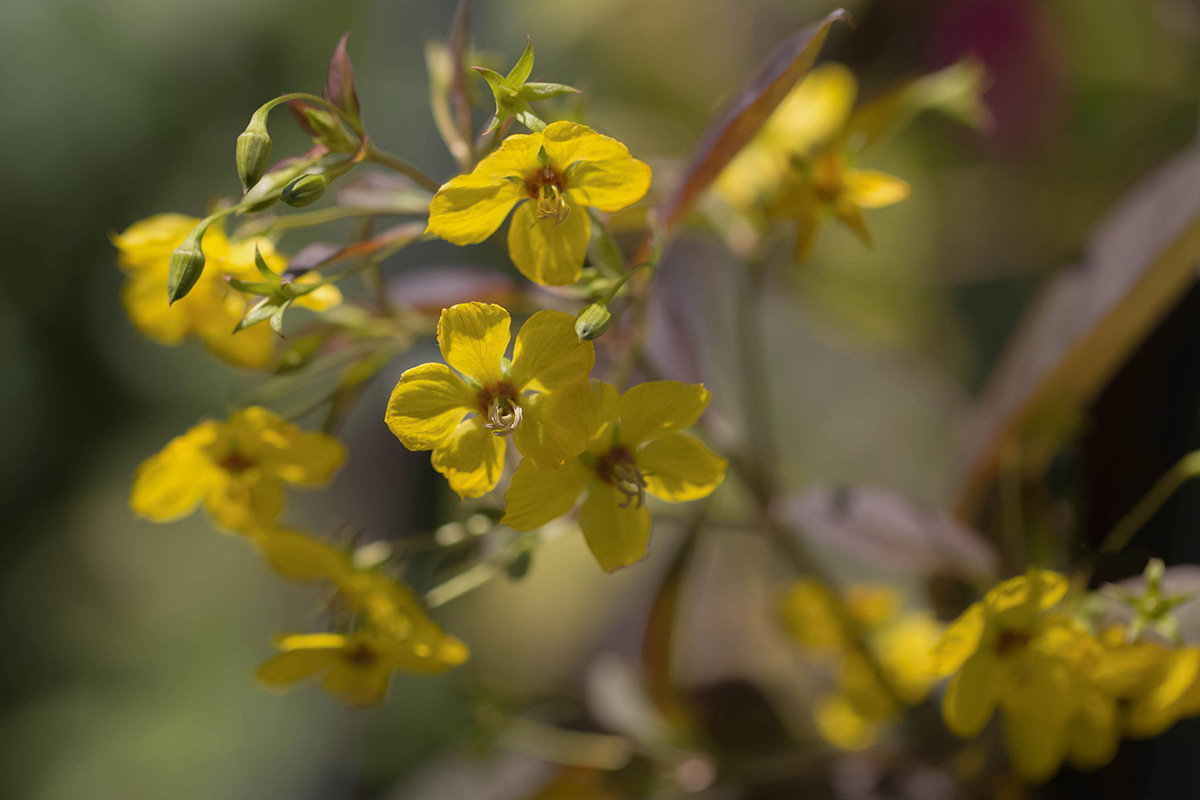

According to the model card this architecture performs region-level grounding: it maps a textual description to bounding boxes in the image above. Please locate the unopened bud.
[236,114,272,192]
[166,220,211,304]
[280,173,329,207]
[574,302,613,341]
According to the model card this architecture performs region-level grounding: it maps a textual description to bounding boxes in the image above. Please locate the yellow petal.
[538,122,651,212]
[194,299,277,370]
[320,661,392,706]
[842,170,910,209]
[510,310,595,393]
[431,417,505,498]
[255,648,338,688]
[204,474,285,531]
[578,483,651,572]
[638,432,727,502]
[1067,691,1119,771]
[385,362,476,450]
[931,602,986,676]
[942,651,1001,738]
[437,301,511,385]
[223,237,287,280]
[502,455,593,531]
[225,406,346,486]
[121,275,190,344]
[129,424,223,522]
[425,135,540,244]
[1003,710,1070,783]
[984,569,1068,628]
[814,694,878,751]
[251,526,350,583]
[764,63,857,156]
[617,381,711,447]
[506,200,590,286]
[512,388,592,467]
[579,379,621,448]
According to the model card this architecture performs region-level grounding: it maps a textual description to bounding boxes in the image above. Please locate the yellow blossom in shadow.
[426,122,651,286]
[256,629,468,706]
[385,302,595,498]
[113,214,342,369]
[129,406,345,531]
[503,379,726,572]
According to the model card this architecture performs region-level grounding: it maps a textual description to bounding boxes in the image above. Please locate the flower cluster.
[782,580,943,750]
[933,568,1200,781]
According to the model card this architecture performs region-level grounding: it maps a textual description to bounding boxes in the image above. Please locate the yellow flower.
[255,628,468,706]
[129,406,345,531]
[712,64,909,259]
[113,214,342,369]
[385,302,595,498]
[782,579,942,751]
[249,525,448,644]
[425,121,652,286]
[503,379,726,572]
[933,569,1125,781]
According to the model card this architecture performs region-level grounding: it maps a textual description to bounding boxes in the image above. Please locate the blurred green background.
[2,0,1198,797]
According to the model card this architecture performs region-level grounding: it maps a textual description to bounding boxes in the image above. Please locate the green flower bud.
[280,173,329,207]
[236,114,272,192]
[166,219,211,304]
[574,302,613,341]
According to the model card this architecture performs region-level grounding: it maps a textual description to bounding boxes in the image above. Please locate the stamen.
[482,396,523,437]
[535,183,571,225]
[611,461,647,509]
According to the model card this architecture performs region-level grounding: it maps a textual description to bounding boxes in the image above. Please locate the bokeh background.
[3,0,1200,797]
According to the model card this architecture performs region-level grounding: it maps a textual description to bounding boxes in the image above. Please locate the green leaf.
[517,82,579,102]
[506,37,534,86]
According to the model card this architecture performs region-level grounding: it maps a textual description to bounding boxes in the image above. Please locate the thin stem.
[364,144,442,193]
[259,92,365,137]
[426,560,501,608]
[1101,450,1200,553]
[251,205,404,235]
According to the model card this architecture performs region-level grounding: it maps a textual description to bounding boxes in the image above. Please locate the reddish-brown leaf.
[954,146,1200,522]
[325,32,361,121]
[657,9,852,237]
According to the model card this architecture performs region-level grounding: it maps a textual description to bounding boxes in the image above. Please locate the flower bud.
[574,302,613,341]
[166,221,210,304]
[236,115,272,192]
[280,173,329,207]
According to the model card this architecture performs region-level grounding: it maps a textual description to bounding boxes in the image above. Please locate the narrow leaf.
[657,9,851,237]
[954,146,1200,522]
[517,82,580,102]
[506,36,534,86]
[325,32,361,121]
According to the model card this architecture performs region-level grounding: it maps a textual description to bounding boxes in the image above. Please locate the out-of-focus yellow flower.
[129,406,345,531]
[503,379,726,572]
[385,302,594,498]
[713,64,909,259]
[1104,633,1200,739]
[425,122,651,286]
[249,525,449,644]
[932,569,1127,782]
[782,579,942,751]
[256,628,468,706]
[113,214,342,369]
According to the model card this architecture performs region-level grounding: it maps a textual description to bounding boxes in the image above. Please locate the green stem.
[1101,451,1200,554]
[426,561,500,608]
[364,143,442,193]
[258,92,364,137]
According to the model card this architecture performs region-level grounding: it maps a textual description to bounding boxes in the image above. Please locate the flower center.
[478,381,522,437]
[596,446,647,509]
[526,167,570,225]
[343,642,377,667]
[217,451,257,473]
[995,628,1032,656]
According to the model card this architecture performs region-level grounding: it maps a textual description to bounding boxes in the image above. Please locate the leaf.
[517,82,580,102]
[781,484,998,580]
[954,146,1200,522]
[507,36,534,86]
[656,9,852,237]
[324,32,361,122]
[1097,565,1200,642]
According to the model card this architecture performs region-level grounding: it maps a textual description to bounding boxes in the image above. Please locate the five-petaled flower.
[714,63,909,258]
[425,121,652,286]
[130,406,346,531]
[113,214,342,369]
[256,629,469,706]
[502,379,726,572]
[385,302,594,498]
